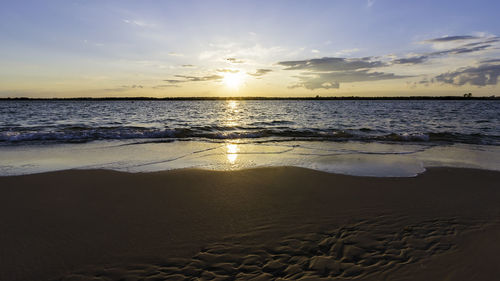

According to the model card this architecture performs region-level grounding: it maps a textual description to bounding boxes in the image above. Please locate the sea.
[1,99,499,177]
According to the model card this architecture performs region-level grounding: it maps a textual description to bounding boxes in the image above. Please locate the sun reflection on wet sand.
[226,143,239,164]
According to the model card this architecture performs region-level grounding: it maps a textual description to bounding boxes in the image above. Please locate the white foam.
[1,140,498,177]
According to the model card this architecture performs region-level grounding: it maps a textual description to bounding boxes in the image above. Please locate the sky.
[1,0,500,97]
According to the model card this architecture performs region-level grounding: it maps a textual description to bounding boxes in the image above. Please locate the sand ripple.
[57,216,472,280]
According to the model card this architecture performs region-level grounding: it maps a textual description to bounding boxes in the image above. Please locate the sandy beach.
[0,167,499,280]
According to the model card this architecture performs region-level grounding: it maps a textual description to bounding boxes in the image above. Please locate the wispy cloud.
[335,48,360,57]
[393,35,499,65]
[104,85,144,92]
[392,56,428,65]
[217,68,239,73]
[164,74,223,84]
[278,57,387,72]
[168,52,184,57]
[424,35,479,43]
[152,84,179,89]
[226,58,245,64]
[248,69,272,77]
[122,19,156,28]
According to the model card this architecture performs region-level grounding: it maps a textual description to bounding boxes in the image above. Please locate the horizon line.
[0,95,498,101]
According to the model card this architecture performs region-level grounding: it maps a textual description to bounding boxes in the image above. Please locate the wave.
[0,126,498,145]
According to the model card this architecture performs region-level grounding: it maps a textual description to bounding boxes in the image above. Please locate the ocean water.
[1,100,499,176]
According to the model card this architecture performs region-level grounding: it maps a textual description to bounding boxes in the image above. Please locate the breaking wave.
[1,126,498,145]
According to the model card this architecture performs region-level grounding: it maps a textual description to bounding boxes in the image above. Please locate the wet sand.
[0,167,499,280]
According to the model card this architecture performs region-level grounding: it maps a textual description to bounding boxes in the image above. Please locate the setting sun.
[222,71,245,90]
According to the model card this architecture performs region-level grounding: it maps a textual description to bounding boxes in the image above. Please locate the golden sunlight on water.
[223,101,240,164]
[226,143,239,164]
[224,100,240,127]
[227,100,238,110]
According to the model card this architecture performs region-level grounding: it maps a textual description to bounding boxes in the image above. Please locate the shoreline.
[1,167,500,280]
[2,140,498,177]
[1,165,499,178]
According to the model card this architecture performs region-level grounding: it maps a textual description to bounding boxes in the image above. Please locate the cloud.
[152,84,179,89]
[226,58,245,64]
[164,74,223,84]
[481,58,500,63]
[278,57,408,90]
[168,52,184,57]
[103,85,144,92]
[334,48,360,56]
[424,35,479,43]
[122,19,156,28]
[392,56,428,65]
[289,80,339,90]
[248,69,273,77]
[290,70,408,90]
[462,38,499,47]
[367,0,375,8]
[278,57,386,72]
[392,36,499,65]
[217,69,239,73]
[431,43,494,56]
[434,61,500,86]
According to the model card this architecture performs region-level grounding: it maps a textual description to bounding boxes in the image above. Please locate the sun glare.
[222,72,245,90]
[226,143,239,164]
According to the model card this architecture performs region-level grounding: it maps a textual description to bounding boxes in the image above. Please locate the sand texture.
[0,167,499,281]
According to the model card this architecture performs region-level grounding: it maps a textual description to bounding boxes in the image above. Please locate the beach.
[1,167,499,281]
[2,0,500,280]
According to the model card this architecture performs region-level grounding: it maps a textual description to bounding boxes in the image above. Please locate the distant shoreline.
[0,96,498,101]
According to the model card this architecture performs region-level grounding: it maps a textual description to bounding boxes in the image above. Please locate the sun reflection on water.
[227,100,238,110]
[223,101,241,164]
[224,100,240,127]
[226,143,239,164]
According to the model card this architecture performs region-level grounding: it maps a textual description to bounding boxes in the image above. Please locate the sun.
[222,71,245,90]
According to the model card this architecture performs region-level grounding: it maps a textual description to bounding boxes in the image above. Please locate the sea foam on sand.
[1,140,498,177]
